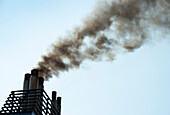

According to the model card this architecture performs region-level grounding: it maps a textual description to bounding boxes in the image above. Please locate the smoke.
[36,0,170,80]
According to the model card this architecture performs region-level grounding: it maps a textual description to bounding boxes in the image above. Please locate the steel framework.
[1,89,60,115]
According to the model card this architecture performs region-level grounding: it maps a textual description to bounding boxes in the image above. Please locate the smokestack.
[23,73,31,90]
[28,69,44,90]
[1,70,61,114]
[29,69,38,89]
[52,91,57,105]
[57,97,62,114]
[22,74,31,111]
[37,77,44,89]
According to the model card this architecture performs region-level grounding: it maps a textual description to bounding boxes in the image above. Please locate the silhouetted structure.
[0,69,61,115]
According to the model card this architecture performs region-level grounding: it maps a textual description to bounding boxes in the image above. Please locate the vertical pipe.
[52,91,57,114]
[57,97,62,114]
[37,77,44,89]
[29,69,38,90]
[52,91,57,105]
[28,69,39,113]
[22,73,30,112]
[23,74,30,90]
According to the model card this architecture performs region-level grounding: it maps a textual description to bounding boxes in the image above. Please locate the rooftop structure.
[0,69,61,115]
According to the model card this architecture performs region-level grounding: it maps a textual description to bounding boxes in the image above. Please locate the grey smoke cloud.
[36,0,170,80]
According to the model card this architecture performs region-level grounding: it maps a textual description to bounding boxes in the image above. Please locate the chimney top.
[52,91,57,100]
[31,69,39,76]
[24,73,31,80]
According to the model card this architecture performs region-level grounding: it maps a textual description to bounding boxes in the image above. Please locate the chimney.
[28,69,44,90]
[29,69,38,90]
[37,77,44,89]
[23,73,31,90]
[52,91,57,105]
[1,69,61,115]
[57,97,62,114]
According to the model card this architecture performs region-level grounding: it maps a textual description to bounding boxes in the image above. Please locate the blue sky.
[0,0,170,115]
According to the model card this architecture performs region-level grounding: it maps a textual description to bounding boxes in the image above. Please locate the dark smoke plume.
[36,0,170,80]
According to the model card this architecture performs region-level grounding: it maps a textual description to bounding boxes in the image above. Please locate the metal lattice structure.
[1,89,61,115]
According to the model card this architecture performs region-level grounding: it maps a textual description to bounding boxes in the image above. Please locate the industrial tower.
[0,69,61,115]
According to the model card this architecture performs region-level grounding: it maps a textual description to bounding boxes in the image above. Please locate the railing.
[1,89,60,115]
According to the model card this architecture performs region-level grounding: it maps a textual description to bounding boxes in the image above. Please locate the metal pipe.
[52,91,57,105]
[57,97,62,114]
[37,77,44,89]
[22,73,31,111]
[28,69,39,112]
[29,69,38,90]
[23,73,30,90]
